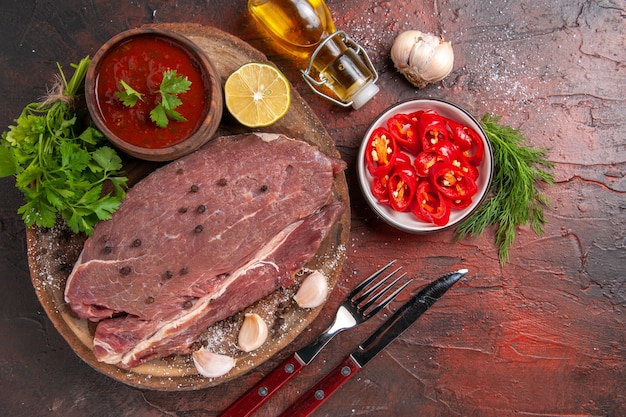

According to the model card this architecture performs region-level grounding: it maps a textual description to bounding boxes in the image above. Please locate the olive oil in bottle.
[248,0,379,109]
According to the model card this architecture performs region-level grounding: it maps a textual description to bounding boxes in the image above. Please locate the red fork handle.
[219,353,305,417]
[278,355,361,417]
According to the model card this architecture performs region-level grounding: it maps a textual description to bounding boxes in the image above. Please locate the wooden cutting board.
[26,23,350,391]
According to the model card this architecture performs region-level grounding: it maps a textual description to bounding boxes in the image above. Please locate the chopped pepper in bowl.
[358,99,494,233]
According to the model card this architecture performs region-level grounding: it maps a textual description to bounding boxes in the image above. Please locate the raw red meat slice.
[64,133,346,368]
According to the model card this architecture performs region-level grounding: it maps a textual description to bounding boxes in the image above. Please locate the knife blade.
[277,268,467,417]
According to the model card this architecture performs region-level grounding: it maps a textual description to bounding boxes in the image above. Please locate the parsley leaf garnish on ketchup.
[116,80,144,107]
[118,69,192,128]
[150,70,191,128]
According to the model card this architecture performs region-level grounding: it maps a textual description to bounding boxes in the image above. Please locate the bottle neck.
[302,31,379,108]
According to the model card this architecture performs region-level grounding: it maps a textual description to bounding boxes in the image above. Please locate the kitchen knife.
[277,268,467,417]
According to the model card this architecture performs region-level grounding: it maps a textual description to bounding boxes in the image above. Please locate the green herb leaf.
[455,114,554,264]
[116,80,144,107]
[92,195,122,221]
[92,146,123,172]
[78,126,104,145]
[0,57,128,235]
[149,104,169,129]
[0,145,17,177]
[164,107,187,123]
[149,69,191,128]
[18,197,57,229]
[159,70,191,100]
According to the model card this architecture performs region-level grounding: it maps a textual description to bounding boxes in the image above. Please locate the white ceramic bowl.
[357,98,493,233]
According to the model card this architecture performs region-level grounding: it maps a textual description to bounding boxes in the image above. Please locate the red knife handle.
[219,353,305,417]
[278,355,361,417]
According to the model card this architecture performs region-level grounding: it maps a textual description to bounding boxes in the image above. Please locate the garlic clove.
[293,270,329,309]
[391,30,422,69]
[408,34,439,72]
[238,313,269,352]
[192,347,236,378]
[417,40,454,83]
[391,30,454,88]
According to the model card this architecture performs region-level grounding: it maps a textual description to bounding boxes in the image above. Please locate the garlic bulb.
[294,270,329,309]
[238,313,269,352]
[391,30,454,88]
[192,347,236,378]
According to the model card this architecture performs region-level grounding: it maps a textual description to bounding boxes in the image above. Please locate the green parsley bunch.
[0,57,128,235]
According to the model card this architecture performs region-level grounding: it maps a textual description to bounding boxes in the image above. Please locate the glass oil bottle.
[248,0,379,109]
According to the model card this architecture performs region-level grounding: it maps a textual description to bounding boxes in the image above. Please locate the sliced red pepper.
[417,110,449,150]
[371,174,389,204]
[446,119,473,151]
[414,149,439,177]
[461,125,485,166]
[412,179,450,226]
[387,113,420,154]
[365,127,398,177]
[433,140,461,160]
[430,162,478,200]
[451,155,479,180]
[408,110,425,123]
[448,197,473,210]
[414,141,460,177]
[387,164,417,212]
[395,151,413,167]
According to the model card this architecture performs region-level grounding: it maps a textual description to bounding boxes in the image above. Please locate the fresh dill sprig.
[455,114,554,264]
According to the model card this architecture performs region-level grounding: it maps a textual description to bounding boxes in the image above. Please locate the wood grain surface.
[0,1,624,416]
[25,23,351,391]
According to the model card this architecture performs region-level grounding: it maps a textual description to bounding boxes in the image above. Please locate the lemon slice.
[224,62,291,128]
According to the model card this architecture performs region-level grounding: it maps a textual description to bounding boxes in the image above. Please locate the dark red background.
[0,1,623,416]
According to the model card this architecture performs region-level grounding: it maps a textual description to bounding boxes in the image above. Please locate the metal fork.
[219,260,410,417]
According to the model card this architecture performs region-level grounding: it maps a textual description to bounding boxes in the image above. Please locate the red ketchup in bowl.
[93,34,208,149]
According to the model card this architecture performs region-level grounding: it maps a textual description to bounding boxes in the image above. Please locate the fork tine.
[363,277,412,319]
[347,260,396,299]
[359,271,407,312]
[353,267,403,306]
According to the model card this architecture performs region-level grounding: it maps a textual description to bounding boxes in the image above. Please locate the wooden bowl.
[85,27,223,161]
